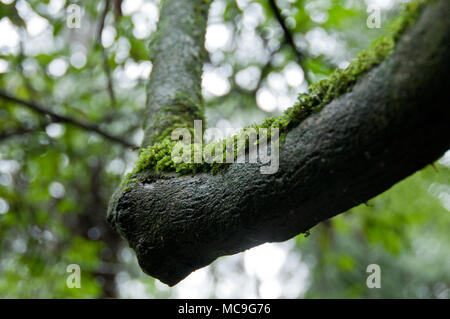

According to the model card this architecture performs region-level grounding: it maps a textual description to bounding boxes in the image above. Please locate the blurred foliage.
[298,164,450,298]
[0,0,448,298]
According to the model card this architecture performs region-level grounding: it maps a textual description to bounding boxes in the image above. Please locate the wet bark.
[108,0,450,286]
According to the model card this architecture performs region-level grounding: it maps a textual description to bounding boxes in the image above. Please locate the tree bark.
[108,0,450,286]
[142,0,208,146]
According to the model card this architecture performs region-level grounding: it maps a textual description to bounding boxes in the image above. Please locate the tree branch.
[108,0,450,286]
[141,0,209,147]
[268,0,303,62]
[97,0,117,108]
[0,125,46,141]
[0,90,137,149]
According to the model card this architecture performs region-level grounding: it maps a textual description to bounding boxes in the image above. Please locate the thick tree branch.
[108,0,450,286]
[0,90,137,148]
[142,0,209,147]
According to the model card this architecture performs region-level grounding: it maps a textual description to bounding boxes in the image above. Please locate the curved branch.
[108,0,450,286]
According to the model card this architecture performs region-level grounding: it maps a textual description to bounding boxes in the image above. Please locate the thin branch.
[254,42,284,95]
[113,0,123,21]
[0,125,46,141]
[267,0,317,84]
[18,30,38,99]
[0,89,137,149]
[268,0,303,62]
[97,0,117,108]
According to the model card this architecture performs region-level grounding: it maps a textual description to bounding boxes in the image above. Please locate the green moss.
[122,0,427,189]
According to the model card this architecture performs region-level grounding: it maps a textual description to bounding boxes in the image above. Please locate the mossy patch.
[122,0,428,189]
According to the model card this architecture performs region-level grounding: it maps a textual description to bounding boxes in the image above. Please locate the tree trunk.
[108,0,450,286]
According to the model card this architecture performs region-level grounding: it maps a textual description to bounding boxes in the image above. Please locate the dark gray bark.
[108,0,450,286]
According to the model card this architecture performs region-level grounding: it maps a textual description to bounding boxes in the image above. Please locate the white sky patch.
[0,18,20,54]
[118,247,135,264]
[285,16,296,29]
[267,72,287,93]
[174,267,214,298]
[256,71,299,111]
[271,50,286,67]
[305,0,331,24]
[277,93,297,112]
[107,158,125,175]
[16,0,49,37]
[213,256,260,298]
[45,123,65,139]
[236,0,251,10]
[438,150,450,168]
[101,25,117,48]
[429,183,450,212]
[256,88,277,112]
[48,182,65,199]
[365,0,396,10]
[244,243,287,280]
[124,59,141,80]
[235,28,266,65]
[115,238,309,298]
[242,2,265,29]
[305,27,341,57]
[47,58,68,77]
[235,66,261,91]
[310,11,329,24]
[120,59,152,83]
[121,0,143,15]
[23,28,56,56]
[0,198,9,215]
[70,51,87,69]
[21,58,38,77]
[132,2,159,39]
[26,14,49,37]
[205,23,233,52]
[132,129,144,147]
[209,0,226,23]
[202,65,231,98]
[60,154,69,169]
[0,59,8,73]
[47,0,66,16]
[114,66,134,89]
[283,62,305,88]
[117,271,152,298]
[138,61,153,79]
[114,37,131,64]
[0,172,12,186]
[0,159,20,173]
[259,279,282,298]
[339,60,351,69]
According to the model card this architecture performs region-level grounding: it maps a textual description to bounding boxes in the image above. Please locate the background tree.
[0,0,449,298]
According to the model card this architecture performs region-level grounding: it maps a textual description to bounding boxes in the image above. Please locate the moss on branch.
[122,0,427,189]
